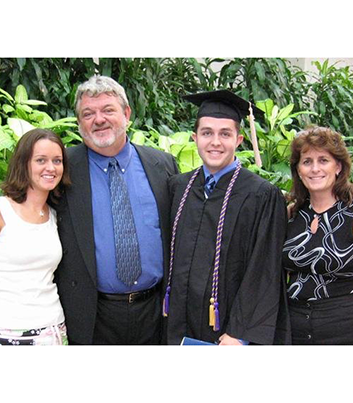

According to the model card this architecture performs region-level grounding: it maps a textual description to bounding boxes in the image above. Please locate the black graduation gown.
[165,167,291,345]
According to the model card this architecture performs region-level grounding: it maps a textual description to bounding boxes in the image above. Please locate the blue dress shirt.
[88,140,163,293]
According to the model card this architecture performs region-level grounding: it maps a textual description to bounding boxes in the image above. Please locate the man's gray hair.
[75,75,129,115]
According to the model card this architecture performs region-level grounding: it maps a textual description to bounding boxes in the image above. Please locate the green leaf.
[22,99,47,106]
[7,118,35,137]
[41,117,78,131]
[272,162,291,176]
[3,104,15,114]
[236,150,255,166]
[276,104,294,122]
[29,110,53,125]
[170,131,192,144]
[289,110,318,118]
[131,130,146,145]
[327,91,336,108]
[283,129,296,141]
[173,142,202,173]
[254,61,266,83]
[319,101,326,115]
[269,105,279,130]
[276,139,292,158]
[16,104,33,113]
[61,131,83,146]
[158,135,172,152]
[0,127,16,151]
[16,58,26,71]
[0,88,15,103]
[14,84,28,103]
[332,114,340,128]
[256,99,274,118]
[280,117,293,126]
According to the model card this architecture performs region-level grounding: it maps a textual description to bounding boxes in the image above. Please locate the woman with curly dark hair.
[283,126,353,344]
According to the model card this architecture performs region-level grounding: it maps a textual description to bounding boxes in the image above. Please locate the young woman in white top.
[0,128,71,345]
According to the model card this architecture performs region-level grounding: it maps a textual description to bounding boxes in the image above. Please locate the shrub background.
[1,57,353,190]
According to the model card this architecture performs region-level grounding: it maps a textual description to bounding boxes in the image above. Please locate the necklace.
[39,210,44,217]
[309,200,337,215]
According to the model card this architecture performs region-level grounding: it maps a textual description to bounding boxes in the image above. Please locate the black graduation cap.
[183,89,263,123]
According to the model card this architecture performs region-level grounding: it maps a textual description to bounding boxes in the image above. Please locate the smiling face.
[77,92,131,156]
[297,147,342,197]
[29,139,64,193]
[192,117,243,174]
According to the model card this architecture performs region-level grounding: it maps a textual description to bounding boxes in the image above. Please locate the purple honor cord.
[163,163,242,333]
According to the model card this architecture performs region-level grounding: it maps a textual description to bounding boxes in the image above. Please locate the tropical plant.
[111,58,216,134]
[309,60,353,142]
[129,126,202,173]
[0,84,79,182]
[243,98,317,191]
[0,58,100,120]
[2,57,353,191]
[217,58,312,120]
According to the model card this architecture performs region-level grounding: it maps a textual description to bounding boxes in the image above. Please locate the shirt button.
[104,168,108,173]
[306,314,310,320]
[134,281,138,285]
[308,334,312,340]
[122,168,125,173]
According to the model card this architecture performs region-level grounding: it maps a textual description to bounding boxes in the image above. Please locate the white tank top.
[0,196,65,329]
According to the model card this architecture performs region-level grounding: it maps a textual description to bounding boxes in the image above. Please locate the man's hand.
[218,333,244,345]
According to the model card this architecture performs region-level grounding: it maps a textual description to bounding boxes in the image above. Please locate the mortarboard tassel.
[213,302,220,332]
[209,298,215,327]
[163,286,171,317]
[248,102,262,168]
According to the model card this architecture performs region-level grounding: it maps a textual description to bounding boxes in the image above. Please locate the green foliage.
[217,58,312,121]
[0,58,214,135]
[0,84,79,182]
[111,58,216,135]
[0,58,98,120]
[1,57,353,192]
[245,98,317,191]
[129,127,202,173]
[309,60,353,139]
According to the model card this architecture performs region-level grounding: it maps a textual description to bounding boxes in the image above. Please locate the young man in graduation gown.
[163,90,291,345]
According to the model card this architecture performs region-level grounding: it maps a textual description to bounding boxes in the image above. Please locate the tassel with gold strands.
[209,298,215,327]
[248,101,262,168]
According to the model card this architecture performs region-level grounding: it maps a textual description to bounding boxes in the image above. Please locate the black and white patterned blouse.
[283,200,353,301]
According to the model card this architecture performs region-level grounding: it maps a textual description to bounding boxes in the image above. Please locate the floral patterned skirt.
[0,322,68,345]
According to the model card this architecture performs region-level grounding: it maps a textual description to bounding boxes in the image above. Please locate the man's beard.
[79,125,126,149]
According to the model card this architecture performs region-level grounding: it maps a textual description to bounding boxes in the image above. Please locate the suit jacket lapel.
[67,144,97,285]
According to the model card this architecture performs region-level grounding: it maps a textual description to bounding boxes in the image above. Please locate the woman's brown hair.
[1,128,71,204]
[287,126,353,216]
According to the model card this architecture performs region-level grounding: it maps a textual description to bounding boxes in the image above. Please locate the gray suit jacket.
[54,142,179,344]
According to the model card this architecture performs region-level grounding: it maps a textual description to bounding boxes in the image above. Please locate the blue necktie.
[109,158,142,286]
[204,174,216,198]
